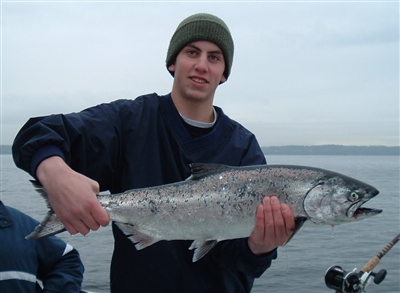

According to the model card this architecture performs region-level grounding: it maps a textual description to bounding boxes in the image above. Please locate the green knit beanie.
[166,13,234,80]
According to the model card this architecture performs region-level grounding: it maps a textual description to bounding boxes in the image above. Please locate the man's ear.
[168,63,176,73]
[220,75,227,84]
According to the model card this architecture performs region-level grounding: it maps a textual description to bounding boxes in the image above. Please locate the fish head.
[303,173,382,225]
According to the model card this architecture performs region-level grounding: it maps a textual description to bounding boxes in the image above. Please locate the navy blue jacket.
[0,201,84,292]
[13,93,276,293]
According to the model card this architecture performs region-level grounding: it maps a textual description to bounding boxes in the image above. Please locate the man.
[0,201,84,292]
[12,13,295,292]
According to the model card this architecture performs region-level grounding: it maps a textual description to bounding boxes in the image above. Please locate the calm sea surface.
[1,155,399,293]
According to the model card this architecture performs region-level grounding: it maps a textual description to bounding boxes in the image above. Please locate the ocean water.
[1,154,399,293]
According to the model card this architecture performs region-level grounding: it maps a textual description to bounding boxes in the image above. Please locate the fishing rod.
[325,232,400,293]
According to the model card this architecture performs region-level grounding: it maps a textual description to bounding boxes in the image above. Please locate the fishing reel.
[325,265,387,293]
[324,232,399,293]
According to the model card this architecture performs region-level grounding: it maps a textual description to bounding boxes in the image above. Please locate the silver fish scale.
[99,165,328,241]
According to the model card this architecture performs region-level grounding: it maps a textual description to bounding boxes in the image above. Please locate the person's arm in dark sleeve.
[11,101,129,235]
[212,238,278,278]
[38,244,84,293]
[17,212,85,293]
[239,134,267,167]
[12,101,128,189]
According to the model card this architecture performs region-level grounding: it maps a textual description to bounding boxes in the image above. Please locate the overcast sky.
[1,1,399,147]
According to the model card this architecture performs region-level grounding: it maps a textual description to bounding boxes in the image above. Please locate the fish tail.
[25,180,66,240]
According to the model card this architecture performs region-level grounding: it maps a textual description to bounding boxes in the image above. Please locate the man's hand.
[36,156,110,236]
[248,196,295,255]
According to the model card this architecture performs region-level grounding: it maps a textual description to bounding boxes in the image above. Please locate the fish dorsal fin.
[188,163,231,181]
[115,223,160,250]
[189,239,218,262]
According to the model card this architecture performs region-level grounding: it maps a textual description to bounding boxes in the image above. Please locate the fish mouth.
[347,203,382,219]
[347,187,381,219]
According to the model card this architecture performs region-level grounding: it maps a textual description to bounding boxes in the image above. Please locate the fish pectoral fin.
[284,216,308,245]
[189,239,218,262]
[115,223,160,250]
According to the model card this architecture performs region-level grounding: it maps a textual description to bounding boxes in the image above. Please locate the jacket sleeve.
[11,206,85,293]
[12,100,130,190]
[239,132,267,166]
[36,238,84,293]
[212,238,277,278]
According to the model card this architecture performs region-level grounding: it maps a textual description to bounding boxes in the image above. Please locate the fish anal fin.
[115,223,160,250]
[189,239,218,262]
[284,216,308,245]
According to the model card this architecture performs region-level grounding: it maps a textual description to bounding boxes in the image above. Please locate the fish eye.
[348,192,359,202]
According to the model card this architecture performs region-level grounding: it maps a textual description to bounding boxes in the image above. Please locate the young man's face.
[169,41,227,103]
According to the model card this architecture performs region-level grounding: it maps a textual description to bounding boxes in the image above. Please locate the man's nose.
[194,55,208,72]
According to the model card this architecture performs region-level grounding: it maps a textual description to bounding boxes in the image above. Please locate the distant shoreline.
[2,144,399,156]
[261,145,399,156]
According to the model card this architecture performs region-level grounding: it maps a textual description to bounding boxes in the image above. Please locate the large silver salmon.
[27,163,381,261]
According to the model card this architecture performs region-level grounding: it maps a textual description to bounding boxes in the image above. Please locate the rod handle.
[361,256,380,273]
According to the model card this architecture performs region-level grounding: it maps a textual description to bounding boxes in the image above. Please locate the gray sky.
[1,1,399,146]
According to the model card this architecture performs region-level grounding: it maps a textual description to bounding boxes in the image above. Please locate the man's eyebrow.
[186,43,223,55]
